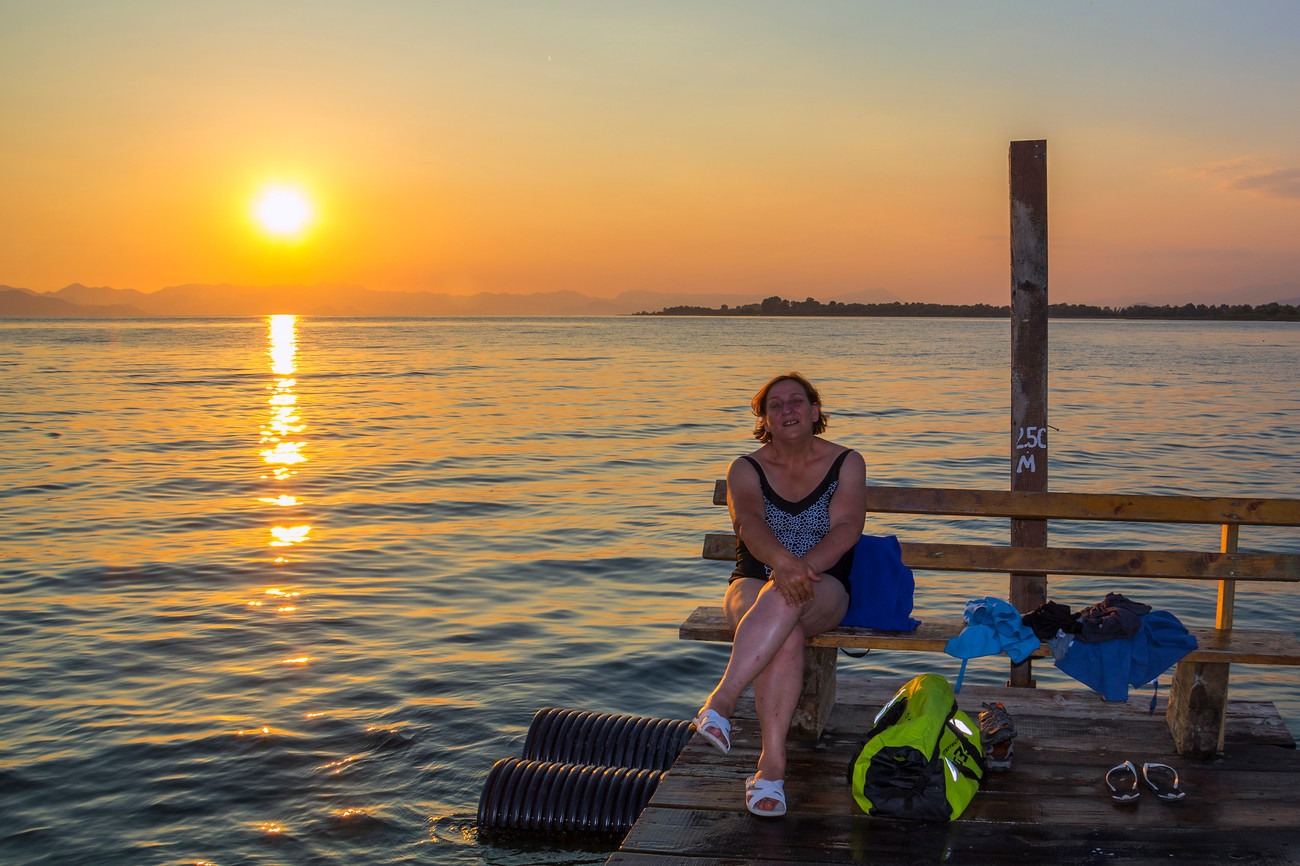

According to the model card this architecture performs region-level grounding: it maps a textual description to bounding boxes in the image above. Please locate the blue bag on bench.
[841,534,921,632]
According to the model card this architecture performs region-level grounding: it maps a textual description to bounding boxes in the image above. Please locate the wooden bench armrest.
[679,604,1300,666]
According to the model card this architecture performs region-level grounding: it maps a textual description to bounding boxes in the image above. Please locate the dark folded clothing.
[1021,600,1081,640]
[1077,592,1151,643]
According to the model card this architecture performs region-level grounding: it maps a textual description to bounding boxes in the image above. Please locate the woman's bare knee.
[723,578,765,628]
[797,578,849,634]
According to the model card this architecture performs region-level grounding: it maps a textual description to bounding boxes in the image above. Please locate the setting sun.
[252,185,314,239]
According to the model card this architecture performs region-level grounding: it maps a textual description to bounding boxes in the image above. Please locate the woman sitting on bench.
[692,372,867,817]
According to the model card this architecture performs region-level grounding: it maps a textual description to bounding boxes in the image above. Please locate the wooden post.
[1217,523,1239,629]
[790,647,838,740]
[1167,522,1238,757]
[1009,140,1048,688]
[1167,659,1231,757]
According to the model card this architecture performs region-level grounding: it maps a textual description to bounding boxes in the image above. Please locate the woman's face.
[763,379,819,440]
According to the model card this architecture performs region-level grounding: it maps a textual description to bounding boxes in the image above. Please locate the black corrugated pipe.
[476,758,665,840]
[521,708,692,772]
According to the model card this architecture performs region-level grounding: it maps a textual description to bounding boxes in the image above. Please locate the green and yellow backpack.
[847,674,985,820]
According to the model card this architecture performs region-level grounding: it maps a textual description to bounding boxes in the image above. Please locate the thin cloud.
[1192,156,1259,177]
[1187,157,1300,201]
[1230,167,1300,200]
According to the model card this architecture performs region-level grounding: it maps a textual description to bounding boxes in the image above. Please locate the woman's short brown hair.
[751,372,829,443]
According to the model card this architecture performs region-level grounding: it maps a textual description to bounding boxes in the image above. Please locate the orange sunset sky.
[2,1,1298,306]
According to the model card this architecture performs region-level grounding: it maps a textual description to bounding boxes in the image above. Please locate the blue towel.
[944,597,1042,692]
[840,534,920,632]
[944,597,1041,664]
[1056,609,1198,701]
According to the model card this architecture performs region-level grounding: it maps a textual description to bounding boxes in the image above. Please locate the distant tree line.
[638,296,1300,321]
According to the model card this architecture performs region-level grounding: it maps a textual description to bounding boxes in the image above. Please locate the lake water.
[2,316,1298,865]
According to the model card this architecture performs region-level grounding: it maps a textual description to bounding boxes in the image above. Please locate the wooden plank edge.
[680,605,1300,665]
[710,482,1300,526]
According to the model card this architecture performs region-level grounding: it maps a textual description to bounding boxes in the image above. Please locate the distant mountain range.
[0,283,903,317]
[2,281,1297,318]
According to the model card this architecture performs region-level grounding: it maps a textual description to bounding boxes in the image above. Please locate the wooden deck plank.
[614,808,1300,866]
[680,604,1300,666]
[607,676,1300,866]
[647,755,1300,826]
[837,679,1296,747]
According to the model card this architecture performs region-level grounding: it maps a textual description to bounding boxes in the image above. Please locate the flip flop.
[1105,760,1140,802]
[690,708,731,754]
[1142,762,1186,801]
[745,774,787,817]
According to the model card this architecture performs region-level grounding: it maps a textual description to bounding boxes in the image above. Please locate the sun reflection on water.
[252,316,312,651]
[260,315,311,552]
[269,525,312,547]
[258,494,298,507]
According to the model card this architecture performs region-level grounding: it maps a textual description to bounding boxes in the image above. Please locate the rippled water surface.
[2,316,1298,865]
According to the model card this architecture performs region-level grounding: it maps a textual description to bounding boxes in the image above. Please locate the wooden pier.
[603,142,1300,864]
[606,675,1300,865]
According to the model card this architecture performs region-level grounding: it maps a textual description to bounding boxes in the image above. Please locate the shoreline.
[638,296,1300,321]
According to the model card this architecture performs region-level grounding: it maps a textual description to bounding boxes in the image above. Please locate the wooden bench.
[680,482,1300,758]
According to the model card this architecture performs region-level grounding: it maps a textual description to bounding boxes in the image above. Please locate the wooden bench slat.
[712,481,1300,526]
[702,533,1300,582]
[680,605,1300,666]
[867,487,1300,526]
[903,541,1300,582]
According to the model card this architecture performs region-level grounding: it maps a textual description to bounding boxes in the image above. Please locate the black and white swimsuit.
[731,449,855,594]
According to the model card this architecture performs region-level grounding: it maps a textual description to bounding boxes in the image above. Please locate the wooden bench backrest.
[712,481,1300,526]
[706,482,1300,627]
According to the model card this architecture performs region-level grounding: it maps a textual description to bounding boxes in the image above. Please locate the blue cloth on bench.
[840,534,920,632]
[945,597,1041,664]
[944,597,1042,692]
[1056,608,1198,701]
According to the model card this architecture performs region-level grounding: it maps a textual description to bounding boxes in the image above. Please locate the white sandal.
[745,774,787,817]
[690,708,731,754]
